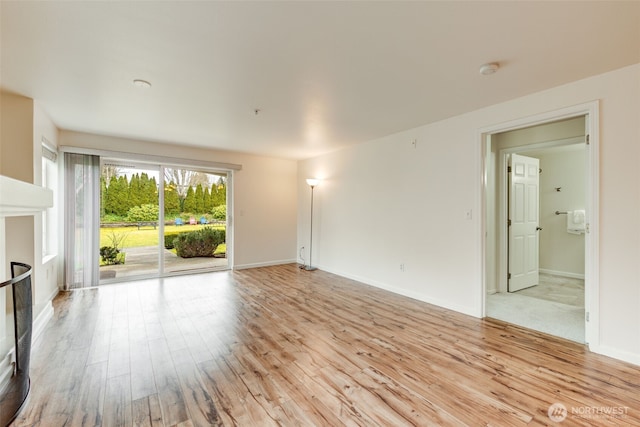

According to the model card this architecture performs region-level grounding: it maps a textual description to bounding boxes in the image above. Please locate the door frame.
[98,158,234,284]
[479,101,599,347]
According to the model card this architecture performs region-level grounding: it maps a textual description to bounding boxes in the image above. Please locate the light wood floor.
[12,264,640,426]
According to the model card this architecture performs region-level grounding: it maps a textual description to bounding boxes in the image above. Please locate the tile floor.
[486,273,585,343]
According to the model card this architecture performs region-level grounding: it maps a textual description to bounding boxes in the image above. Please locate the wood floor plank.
[12,264,640,426]
[37,345,91,423]
[129,340,157,401]
[103,374,132,427]
[131,395,163,427]
[198,356,279,426]
[174,359,222,426]
[147,338,190,426]
[70,361,108,427]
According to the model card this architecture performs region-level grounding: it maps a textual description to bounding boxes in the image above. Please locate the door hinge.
[507,272,511,280]
[586,134,590,145]
[507,166,512,173]
[508,219,512,227]
[586,223,590,233]
[586,312,590,322]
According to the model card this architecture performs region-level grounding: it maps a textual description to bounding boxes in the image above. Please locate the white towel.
[567,210,586,234]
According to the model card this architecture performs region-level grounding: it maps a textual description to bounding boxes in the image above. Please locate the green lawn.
[100,224,225,249]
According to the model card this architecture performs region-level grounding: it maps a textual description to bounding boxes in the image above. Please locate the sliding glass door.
[99,162,160,281]
[162,167,228,274]
[98,160,229,283]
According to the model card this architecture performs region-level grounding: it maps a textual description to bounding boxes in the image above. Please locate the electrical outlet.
[400,263,405,272]
[465,209,473,220]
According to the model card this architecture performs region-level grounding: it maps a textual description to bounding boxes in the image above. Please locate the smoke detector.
[479,63,499,75]
[133,79,152,88]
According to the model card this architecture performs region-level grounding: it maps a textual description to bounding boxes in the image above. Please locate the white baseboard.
[33,300,55,345]
[539,269,585,280]
[317,264,481,318]
[0,290,57,395]
[233,259,296,270]
[590,344,640,367]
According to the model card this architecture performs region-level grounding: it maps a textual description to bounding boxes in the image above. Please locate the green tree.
[164,183,180,216]
[138,173,157,205]
[103,176,118,215]
[203,187,212,212]
[128,173,141,208]
[106,175,130,216]
[183,186,196,213]
[195,184,204,213]
[210,178,226,208]
[148,177,158,204]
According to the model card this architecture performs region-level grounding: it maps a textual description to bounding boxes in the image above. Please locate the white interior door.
[508,153,540,292]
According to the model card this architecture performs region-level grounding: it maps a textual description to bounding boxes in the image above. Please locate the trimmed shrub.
[101,213,125,223]
[174,227,226,258]
[212,204,226,221]
[164,231,184,249]
[126,204,159,222]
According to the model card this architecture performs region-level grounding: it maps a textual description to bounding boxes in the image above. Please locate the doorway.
[482,104,598,346]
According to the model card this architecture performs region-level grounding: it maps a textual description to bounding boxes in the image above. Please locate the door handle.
[536,227,543,231]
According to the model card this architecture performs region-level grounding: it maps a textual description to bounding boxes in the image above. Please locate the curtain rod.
[59,145,242,172]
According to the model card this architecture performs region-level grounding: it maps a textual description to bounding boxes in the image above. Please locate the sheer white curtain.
[64,153,100,289]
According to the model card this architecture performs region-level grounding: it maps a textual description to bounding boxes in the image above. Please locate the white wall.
[298,119,481,316]
[59,131,298,269]
[537,146,586,277]
[298,63,640,364]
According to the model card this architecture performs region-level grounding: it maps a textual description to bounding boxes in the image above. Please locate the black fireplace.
[0,262,33,427]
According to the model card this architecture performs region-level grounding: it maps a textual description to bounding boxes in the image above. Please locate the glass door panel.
[99,162,160,282]
[163,167,228,274]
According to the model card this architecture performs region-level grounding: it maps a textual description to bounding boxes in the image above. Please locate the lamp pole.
[305,178,319,271]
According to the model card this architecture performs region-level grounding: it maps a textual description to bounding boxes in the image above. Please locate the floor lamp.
[304,178,320,271]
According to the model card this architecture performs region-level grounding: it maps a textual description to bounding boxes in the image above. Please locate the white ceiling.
[1,1,639,160]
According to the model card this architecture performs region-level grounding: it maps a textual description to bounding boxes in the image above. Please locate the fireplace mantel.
[0,175,53,217]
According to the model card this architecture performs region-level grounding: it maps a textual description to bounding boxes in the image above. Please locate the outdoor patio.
[99,245,227,280]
